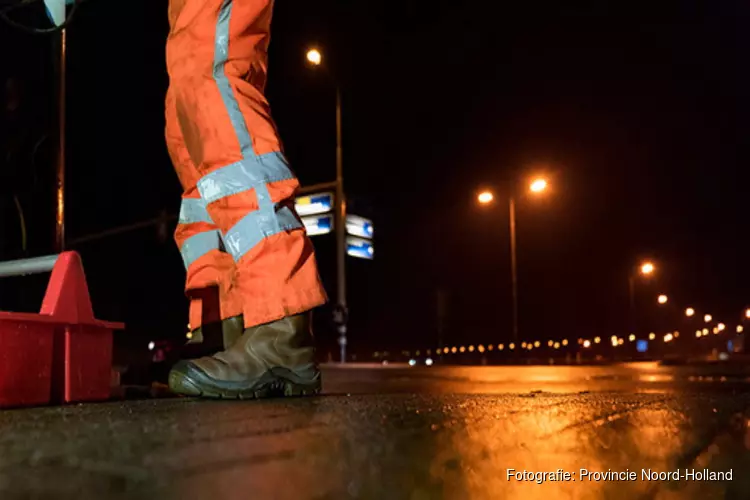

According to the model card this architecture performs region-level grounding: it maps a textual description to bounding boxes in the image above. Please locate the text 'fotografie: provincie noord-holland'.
[506,469,733,484]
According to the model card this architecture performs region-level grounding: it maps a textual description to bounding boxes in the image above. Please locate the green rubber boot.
[186,315,245,349]
[169,312,321,399]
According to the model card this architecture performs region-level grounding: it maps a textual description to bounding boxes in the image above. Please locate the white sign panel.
[347,236,374,260]
[346,215,374,239]
[44,0,74,26]
[302,214,333,236]
[295,192,333,217]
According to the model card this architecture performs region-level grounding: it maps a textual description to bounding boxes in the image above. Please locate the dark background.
[1,0,749,358]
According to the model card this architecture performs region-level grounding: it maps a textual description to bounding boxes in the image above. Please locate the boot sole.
[169,363,321,400]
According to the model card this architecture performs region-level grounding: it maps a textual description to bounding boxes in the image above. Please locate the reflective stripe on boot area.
[169,312,321,399]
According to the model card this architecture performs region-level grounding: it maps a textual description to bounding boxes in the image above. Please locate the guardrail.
[0,254,60,279]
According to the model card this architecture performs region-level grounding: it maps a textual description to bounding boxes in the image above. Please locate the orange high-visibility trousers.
[165,0,327,329]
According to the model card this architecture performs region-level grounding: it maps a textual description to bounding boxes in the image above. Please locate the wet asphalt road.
[2,363,750,500]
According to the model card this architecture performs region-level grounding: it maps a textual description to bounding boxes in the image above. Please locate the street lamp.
[628,261,656,336]
[478,191,494,204]
[530,178,548,193]
[704,314,712,323]
[477,177,548,344]
[685,307,695,317]
[657,294,668,305]
[306,48,322,66]
[305,47,347,362]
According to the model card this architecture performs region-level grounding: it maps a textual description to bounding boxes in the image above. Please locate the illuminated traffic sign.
[301,214,333,236]
[295,192,333,216]
[346,215,374,239]
[347,237,374,260]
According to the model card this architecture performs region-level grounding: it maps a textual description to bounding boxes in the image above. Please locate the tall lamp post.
[478,177,548,344]
[628,261,655,336]
[306,48,348,363]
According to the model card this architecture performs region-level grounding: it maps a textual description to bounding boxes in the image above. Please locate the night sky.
[2,0,749,358]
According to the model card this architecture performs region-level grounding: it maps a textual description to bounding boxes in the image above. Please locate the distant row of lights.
[389,322,745,358]
[401,307,750,357]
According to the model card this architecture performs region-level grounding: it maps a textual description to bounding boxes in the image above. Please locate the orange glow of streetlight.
[685,307,695,317]
[583,340,591,348]
[306,48,322,66]
[704,314,712,323]
[529,178,548,193]
[657,294,668,305]
[745,308,750,319]
[477,191,494,204]
[640,262,655,276]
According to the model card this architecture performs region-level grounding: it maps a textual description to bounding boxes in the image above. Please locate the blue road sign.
[295,192,334,216]
[301,214,333,236]
[636,340,648,353]
[347,236,374,260]
[346,215,374,239]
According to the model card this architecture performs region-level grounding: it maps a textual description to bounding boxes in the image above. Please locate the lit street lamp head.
[657,294,668,305]
[477,191,494,204]
[306,48,322,66]
[640,262,655,275]
[529,178,548,193]
[685,307,695,317]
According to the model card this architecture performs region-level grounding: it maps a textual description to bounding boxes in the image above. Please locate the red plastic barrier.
[0,252,124,408]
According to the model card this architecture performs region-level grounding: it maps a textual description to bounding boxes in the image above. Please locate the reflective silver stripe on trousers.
[204,0,302,263]
[180,230,222,268]
[179,197,213,224]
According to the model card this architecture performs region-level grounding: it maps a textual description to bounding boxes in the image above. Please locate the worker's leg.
[166,87,243,336]
[166,0,326,398]
[166,0,326,329]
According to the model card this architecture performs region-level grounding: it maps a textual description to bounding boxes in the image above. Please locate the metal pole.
[0,254,59,279]
[54,28,67,253]
[628,274,636,335]
[335,85,347,363]
[509,196,519,345]
[437,288,446,363]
